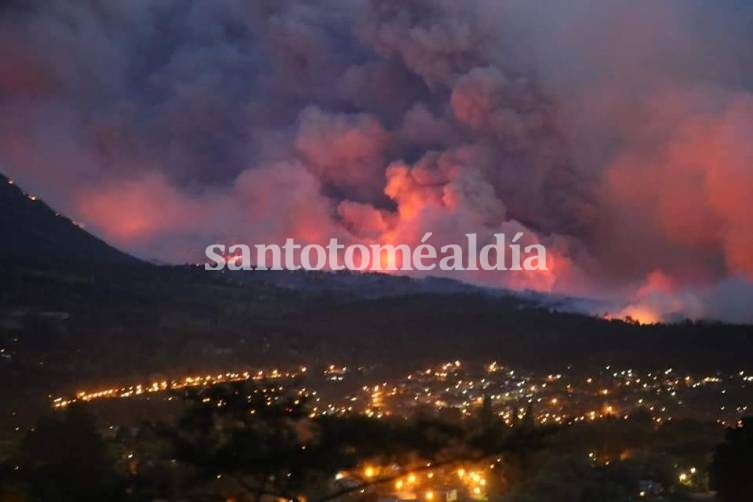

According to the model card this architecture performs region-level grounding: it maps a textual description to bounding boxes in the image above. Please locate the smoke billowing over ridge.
[2,0,753,322]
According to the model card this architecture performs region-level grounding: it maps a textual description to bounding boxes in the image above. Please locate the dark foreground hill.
[2,260,752,387]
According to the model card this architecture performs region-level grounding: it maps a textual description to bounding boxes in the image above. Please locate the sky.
[2,0,753,323]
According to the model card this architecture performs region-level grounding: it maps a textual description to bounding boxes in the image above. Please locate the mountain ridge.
[0,173,140,265]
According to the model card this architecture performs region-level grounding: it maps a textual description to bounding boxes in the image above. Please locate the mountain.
[0,173,139,264]
[0,173,598,309]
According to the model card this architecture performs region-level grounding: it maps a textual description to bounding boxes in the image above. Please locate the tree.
[13,405,122,502]
[154,380,552,501]
[709,417,753,502]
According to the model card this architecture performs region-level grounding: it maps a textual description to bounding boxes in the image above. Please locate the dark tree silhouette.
[710,417,753,502]
[151,380,552,501]
[12,405,122,502]
[155,380,320,501]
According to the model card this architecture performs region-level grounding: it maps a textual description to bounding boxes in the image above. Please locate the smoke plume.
[2,0,753,322]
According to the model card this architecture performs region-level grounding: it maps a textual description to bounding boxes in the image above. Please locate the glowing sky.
[2,0,753,322]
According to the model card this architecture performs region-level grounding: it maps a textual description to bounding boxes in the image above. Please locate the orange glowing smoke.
[75,173,204,244]
[615,306,660,325]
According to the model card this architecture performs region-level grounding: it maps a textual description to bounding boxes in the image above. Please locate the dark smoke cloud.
[2,0,753,322]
